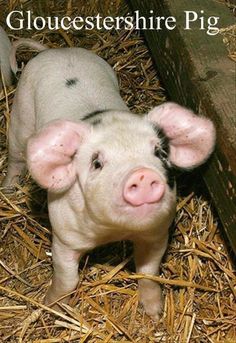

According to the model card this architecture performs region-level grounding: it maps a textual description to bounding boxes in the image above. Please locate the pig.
[2,45,216,320]
[0,26,13,90]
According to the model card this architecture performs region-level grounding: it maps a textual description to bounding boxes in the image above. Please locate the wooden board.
[129,0,236,252]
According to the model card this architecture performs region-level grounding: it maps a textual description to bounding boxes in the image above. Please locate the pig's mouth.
[124,200,164,216]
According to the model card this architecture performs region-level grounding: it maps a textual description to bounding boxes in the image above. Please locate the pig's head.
[27,102,216,231]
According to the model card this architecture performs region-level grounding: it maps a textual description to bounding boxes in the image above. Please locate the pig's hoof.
[44,290,57,306]
[141,297,163,322]
[139,284,163,322]
[44,288,71,312]
[44,294,62,311]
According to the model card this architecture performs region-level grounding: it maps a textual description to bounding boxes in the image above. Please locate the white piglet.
[0,26,13,90]
[3,46,216,320]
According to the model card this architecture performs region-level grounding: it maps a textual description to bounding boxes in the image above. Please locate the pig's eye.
[91,152,104,170]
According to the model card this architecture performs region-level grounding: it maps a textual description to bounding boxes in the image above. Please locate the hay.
[0,1,235,342]
[219,0,236,62]
[220,24,236,62]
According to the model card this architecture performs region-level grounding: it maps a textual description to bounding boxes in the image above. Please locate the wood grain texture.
[129,0,236,252]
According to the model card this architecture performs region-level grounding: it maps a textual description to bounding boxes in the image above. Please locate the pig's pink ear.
[148,102,216,169]
[27,120,90,192]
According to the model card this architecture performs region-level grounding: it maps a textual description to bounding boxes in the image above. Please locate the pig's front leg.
[2,125,27,189]
[45,235,82,307]
[2,157,26,188]
[134,234,168,321]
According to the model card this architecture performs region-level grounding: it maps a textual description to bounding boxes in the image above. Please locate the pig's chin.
[125,202,159,218]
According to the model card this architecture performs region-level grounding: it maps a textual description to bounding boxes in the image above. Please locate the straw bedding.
[0,1,235,342]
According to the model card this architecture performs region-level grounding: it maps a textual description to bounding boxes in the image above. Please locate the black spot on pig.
[65,78,78,87]
[82,109,110,121]
[152,125,170,157]
[165,166,176,189]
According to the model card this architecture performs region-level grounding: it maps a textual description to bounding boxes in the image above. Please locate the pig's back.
[18,48,127,128]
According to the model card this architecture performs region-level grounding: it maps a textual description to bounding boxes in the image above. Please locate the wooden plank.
[129,0,236,252]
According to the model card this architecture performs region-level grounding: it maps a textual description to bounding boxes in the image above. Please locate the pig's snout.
[123,168,165,206]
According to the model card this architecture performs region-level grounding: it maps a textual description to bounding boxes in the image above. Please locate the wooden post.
[129,0,236,252]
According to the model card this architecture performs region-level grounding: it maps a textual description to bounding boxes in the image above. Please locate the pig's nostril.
[130,184,138,191]
[151,180,158,188]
